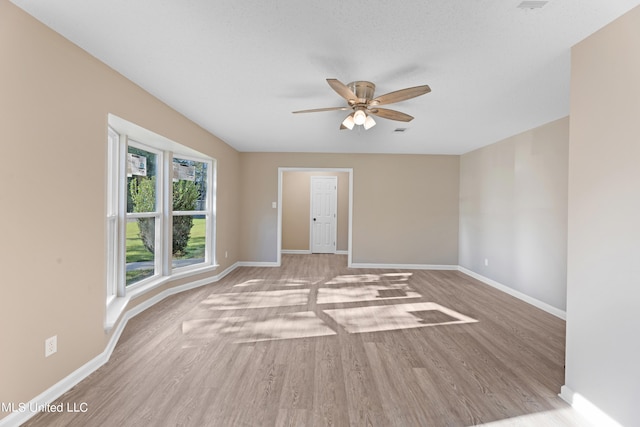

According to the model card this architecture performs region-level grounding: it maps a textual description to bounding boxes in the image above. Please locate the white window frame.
[171,153,215,270]
[105,115,217,330]
[125,139,164,291]
[106,126,120,305]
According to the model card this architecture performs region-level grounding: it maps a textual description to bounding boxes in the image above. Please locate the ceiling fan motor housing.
[348,81,376,102]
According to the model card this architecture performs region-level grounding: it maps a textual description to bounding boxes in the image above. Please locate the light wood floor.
[24,255,589,426]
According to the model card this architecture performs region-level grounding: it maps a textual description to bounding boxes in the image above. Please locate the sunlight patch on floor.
[233,277,325,287]
[182,300,477,344]
[182,311,336,343]
[317,284,421,304]
[200,289,310,310]
[326,272,412,285]
[323,302,477,334]
[186,271,479,343]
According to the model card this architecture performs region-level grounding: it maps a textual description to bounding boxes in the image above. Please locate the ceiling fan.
[292,78,431,130]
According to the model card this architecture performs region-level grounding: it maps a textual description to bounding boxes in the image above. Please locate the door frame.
[277,167,353,267]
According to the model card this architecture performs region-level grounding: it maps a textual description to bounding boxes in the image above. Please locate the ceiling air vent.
[517,1,548,9]
[393,128,408,133]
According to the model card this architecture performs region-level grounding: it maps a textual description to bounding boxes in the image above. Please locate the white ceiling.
[11,0,640,154]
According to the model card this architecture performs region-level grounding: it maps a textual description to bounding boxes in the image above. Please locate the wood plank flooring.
[23,255,589,426]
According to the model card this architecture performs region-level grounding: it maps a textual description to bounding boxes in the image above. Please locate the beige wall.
[282,171,349,252]
[565,5,640,426]
[0,1,241,417]
[459,117,569,310]
[240,152,460,265]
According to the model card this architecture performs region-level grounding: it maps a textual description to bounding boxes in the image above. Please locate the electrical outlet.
[45,335,57,357]
[225,251,228,258]
[484,258,489,266]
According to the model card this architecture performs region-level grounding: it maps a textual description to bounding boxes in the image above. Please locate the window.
[171,156,212,270]
[106,115,216,327]
[126,142,161,285]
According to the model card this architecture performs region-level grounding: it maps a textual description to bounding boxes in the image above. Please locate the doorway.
[277,167,353,266]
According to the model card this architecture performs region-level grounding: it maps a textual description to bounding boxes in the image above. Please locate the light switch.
[272,202,277,209]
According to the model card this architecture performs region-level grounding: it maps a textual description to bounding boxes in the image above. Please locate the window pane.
[126,218,156,285]
[173,157,207,211]
[106,216,118,299]
[127,146,157,213]
[172,215,205,269]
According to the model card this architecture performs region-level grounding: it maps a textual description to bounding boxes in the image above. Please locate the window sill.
[105,296,130,332]
[105,263,219,333]
[171,262,220,281]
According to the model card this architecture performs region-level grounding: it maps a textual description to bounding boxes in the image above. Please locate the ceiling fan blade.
[292,106,351,114]
[370,84,431,106]
[326,79,359,104]
[368,108,414,122]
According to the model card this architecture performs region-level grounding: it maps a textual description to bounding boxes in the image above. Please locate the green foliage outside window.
[129,176,200,255]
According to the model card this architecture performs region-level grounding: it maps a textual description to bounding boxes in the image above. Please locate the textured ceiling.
[10,0,640,154]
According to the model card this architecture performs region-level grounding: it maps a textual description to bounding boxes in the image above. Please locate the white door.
[310,176,337,254]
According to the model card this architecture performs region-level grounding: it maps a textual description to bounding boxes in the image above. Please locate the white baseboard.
[0,262,241,427]
[457,266,566,320]
[281,250,349,255]
[560,386,622,427]
[237,261,280,267]
[0,352,107,427]
[350,262,458,270]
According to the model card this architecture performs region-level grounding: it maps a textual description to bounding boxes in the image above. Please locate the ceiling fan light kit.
[342,114,355,130]
[293,78,431,131]
[353,109,367,125]
[363,114,376,130]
